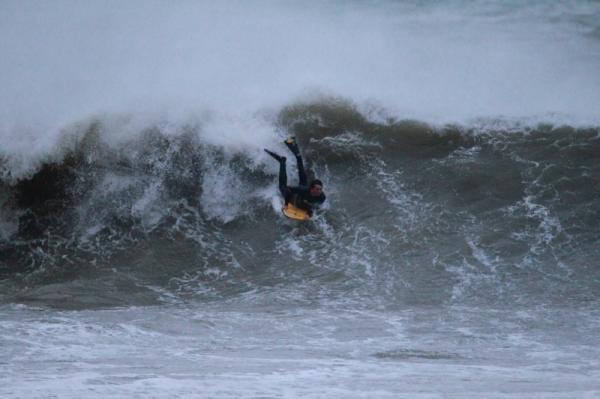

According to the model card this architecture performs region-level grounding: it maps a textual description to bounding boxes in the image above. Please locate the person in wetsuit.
[264,137,326,217]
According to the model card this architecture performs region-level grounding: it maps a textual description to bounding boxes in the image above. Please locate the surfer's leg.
[278,159,288,198]
[284,137,308,186]
[284,137,301,157]
[264,148,290,200]
[264,149,286,163]
[296,155,308,186]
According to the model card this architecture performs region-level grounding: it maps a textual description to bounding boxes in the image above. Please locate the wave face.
[0,99,599,309]
[1,1,600,309]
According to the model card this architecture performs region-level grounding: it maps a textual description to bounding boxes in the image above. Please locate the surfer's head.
[309,179,323,197]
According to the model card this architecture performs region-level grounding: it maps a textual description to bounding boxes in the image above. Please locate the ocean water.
[1,1,600,397]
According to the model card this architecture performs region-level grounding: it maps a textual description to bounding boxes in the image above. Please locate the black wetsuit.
[279,155,326,216]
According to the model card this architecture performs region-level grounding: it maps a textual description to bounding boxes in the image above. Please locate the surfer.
[264,137,326,217]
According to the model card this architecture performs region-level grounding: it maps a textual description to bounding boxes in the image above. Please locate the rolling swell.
[1,100,599,309]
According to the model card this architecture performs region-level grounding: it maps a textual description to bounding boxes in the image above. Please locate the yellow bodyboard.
[282,203,311,221]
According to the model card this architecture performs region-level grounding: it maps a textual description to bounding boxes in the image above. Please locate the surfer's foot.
[264,149,286,163]
[284,137,300,156]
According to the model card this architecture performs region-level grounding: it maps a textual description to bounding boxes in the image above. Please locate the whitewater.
[1,1,600,398]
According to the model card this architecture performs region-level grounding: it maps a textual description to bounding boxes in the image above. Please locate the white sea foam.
[2,304,600,398]
[1,1,600,177]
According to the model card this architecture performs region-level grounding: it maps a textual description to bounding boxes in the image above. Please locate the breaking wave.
[1,99,599,309]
